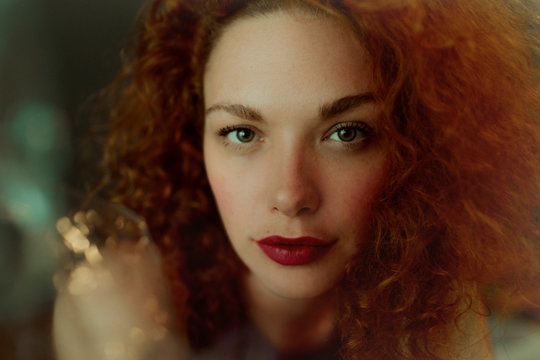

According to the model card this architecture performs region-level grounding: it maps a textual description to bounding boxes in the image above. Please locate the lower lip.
[256,238,334,266]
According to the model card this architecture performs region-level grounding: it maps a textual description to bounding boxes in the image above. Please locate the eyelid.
[323,121,375,139]
[216,124,263,146]
[217,124,259,135]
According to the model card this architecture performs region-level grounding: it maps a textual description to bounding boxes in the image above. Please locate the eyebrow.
[205,103,263,122]
[319,93,374,119]
[205,93,374,122]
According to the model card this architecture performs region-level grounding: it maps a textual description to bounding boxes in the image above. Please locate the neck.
[243,273,338,354]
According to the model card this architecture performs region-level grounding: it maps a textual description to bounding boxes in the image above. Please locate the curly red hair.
[101,0,540,358]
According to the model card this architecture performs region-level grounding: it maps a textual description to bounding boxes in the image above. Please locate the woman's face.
[203,11,386,299]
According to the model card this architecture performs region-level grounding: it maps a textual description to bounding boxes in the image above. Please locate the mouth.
[256,236,335,266]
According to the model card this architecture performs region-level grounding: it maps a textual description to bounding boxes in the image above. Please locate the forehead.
[203,11,373,110]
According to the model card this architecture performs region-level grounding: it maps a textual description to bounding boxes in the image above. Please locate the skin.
[203,10,387,352]
[52,9,494,360]
[203,11,386,300]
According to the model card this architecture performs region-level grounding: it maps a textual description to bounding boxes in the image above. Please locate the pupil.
[237,129,254,142]
[338,128,356,142]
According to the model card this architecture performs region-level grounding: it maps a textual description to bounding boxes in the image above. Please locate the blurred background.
[0,0,539,360]
[0,0,143,358]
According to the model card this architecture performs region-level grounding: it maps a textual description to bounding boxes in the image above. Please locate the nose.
[268,147,320,217]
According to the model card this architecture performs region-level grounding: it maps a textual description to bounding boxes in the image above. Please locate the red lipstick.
[256,236,335,266]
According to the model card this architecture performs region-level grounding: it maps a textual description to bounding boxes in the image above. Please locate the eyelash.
[215,125,262,153]
[324,121,375,148]
[217,125,259,142]
[216,121,375,149]
[217,125,251,137]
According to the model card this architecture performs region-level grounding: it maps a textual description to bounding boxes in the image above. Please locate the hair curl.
[100,0,540,358]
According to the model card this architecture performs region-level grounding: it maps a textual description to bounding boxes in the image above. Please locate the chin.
[256,268,343,300]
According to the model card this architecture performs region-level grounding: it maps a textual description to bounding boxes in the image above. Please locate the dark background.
[0,1,143,359]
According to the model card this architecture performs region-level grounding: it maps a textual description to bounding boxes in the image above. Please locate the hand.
[53,237,188,360]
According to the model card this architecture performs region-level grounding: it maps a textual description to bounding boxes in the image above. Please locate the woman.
[54,0,540,359]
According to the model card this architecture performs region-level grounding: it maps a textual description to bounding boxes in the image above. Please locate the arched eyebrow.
[205,93,374,122]
[319,93,374,120]
[205,103,263,122]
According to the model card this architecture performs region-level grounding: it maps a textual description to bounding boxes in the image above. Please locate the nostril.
[269,178,321,217]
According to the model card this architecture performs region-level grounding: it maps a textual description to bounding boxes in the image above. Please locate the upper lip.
[256,235,335,247]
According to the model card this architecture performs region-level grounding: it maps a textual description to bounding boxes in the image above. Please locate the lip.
[256,236,335,266]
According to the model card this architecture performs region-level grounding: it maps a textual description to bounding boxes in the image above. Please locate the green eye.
[334,128,358,142]
[226,128,259,143]
[326,122,374,144]
[328,127,361,142]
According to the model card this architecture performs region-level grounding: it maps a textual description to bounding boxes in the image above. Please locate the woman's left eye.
[326,122,374,143]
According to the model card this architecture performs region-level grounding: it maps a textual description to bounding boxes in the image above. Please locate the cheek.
[335,164,386,228]
[207,172,236,218]
[205,165,258,228]
[204,150,233,216]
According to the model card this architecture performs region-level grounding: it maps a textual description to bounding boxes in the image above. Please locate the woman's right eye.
[218,126,260,144]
